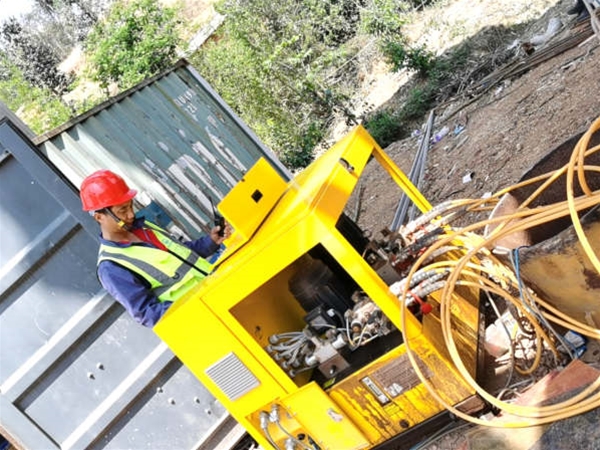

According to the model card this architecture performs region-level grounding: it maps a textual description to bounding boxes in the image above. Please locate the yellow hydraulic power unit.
[154,126,484,450]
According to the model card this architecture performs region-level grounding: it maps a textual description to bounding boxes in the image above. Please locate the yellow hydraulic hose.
[567,116,600,274]
[397,117,600,428]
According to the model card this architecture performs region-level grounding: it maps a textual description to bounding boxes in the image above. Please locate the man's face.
[94,200,135,233]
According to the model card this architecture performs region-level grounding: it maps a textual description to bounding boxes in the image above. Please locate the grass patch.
[364,41,471,147]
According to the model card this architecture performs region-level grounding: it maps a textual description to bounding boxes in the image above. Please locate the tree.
[33,0,109,23]
[0,51,71,134]
[29,0,112,47]
[190,0,441,169]
[34,0,57,16]
[84,0,183,91]
[0,18,72,96]
[192,0,367,169]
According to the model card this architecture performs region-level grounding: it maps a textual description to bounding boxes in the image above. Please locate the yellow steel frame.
[154,125,478,450]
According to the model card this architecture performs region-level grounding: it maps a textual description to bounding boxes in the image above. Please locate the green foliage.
[194,31,326,170]
[84,0,182,90]
[431,43,470,78]
[401,83,436,119]
[365,42,473,148]
[359,0,409,37]
[192,0,453,169]
[192,0,364,169]
[364,110,404,148]
[0,17,72,95]
[382,40,436,77]
[30,0,111,48]
[0,54,71,134]
[281,121,323,168]
[364,84,435,148]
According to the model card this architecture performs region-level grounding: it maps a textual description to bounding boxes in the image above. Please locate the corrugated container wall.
[34,59,290,238]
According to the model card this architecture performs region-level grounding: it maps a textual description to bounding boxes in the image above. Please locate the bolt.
[194,396,201,404]
[87,372,95,380]
[168,397,176,405]
[96,363,105,370]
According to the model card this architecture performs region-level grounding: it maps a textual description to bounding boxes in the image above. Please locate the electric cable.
[260,411,281,450]
[510,247,575,363]
[270,405,313,450]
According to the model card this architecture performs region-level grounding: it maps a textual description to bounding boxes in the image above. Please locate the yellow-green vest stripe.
[98,222,213,303]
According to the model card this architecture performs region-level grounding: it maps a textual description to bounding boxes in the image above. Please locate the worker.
[80,169,230,327]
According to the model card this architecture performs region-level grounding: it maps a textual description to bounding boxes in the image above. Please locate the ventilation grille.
[205,352,260,401]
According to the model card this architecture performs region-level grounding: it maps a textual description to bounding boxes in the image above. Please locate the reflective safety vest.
[97,221,213,303]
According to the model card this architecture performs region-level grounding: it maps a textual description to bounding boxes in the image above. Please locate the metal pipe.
[391,110,435,230]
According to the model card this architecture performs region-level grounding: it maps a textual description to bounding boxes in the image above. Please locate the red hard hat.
[80,170,137,211]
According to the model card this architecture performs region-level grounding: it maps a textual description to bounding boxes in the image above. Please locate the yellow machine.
[155,126,484,450]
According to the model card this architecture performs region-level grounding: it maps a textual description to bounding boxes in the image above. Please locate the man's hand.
[209,221,232,245]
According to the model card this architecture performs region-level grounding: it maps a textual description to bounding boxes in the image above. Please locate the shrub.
[364,110,404,148]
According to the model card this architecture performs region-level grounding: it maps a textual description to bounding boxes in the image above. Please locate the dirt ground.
[352,0,600,235]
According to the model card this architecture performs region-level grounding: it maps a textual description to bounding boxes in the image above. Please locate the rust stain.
[348,384,393,433]
[583,268,600,289]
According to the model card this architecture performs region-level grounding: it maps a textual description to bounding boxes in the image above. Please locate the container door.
[0,120,227,450]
